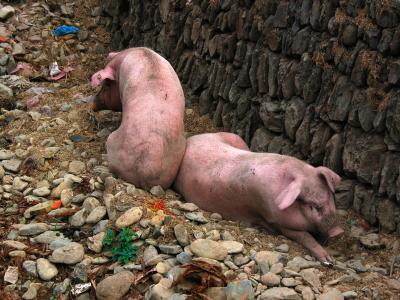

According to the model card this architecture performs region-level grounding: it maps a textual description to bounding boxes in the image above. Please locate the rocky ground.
[0,0,399,300]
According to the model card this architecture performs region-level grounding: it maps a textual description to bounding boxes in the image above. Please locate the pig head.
[174,133,343,265]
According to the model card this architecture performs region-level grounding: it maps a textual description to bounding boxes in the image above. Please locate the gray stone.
[37,258,58,280]
[185,212,208,223]
[359,233,385,250]
[286,257,320,272]
[72,263,88,283]
[341,24,358,47]
[70,209,87,227]
[0,150,14,160]
[96,271,134,300]
[145,278,173,300]
[300,268,321,290]
[23,261,37,277]
[93,219,109,234]
[284,98,306,140]
[0,5,15,20]
[174,224,189,247]
[318,288,344,300]
[32,187,51,197]
[346,259,367,273]
[275,244,289,253]
[225,280,254,300]
[150,185,165,196]
[4,266,18,284]
[250,127,274,152]
[33,231,65,244]
[115,207,143,228]
[177,202,198,212]
[190,239,228,261]
[19,223,49,236]
[87,232,105,253]
[261,273,281,287]
[144,245,163,267]
[2,159,22,172]
[22,284,38,300]
[159,244,182,255]
[342,291,358,299]
[86,206,107,224]
[49,242,85,264]
[326,76,353,122]
[176,252,192,264]
[220,241,244,254]
[260,287,301,300]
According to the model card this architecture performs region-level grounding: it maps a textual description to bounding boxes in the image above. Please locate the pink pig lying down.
[173,132,344,265]
[91,47,186,190]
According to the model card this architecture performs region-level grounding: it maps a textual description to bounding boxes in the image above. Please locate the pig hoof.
[321,255,335,268]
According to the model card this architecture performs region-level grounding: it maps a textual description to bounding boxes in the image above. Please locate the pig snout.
[328,225,344,238]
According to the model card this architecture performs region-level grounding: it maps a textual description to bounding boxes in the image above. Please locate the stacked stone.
[98,0,400,233]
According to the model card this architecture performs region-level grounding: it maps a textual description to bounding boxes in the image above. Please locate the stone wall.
[99,0,400,233]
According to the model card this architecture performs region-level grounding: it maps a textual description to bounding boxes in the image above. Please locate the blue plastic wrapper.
[52,25,80,37]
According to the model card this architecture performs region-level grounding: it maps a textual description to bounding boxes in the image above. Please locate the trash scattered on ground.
[52,25,80,37]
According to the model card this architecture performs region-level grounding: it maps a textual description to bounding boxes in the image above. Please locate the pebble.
[318,288,344,300]
[96,271,134,300]
[159,244,183,255]
[190,239,228,261]
[2,159,22,172]
[225,280,254,300]
[93,219,109,234]
[23,260,37,277]
[176,251,193,264]
[37,258,58,280]
[145,278,173,300]
[49,242,85,264]
[234,254,250,266]
[286,256,319,272]
[9,250,26,257]
[260,273,282,287]
[387,278,400,290]
[260,287,301,300]
[276,243,290,253]
[144,245,163,267]
[32,231,65,244]
[13,177,28,191]
[22,284,38,300]
[4,266,19,284]
[72,263,88,283]
[82,196,101,212]
[32,186,51,197]
[86,206,107,223]
[150,185,165,196]
[18,223,49,236]
[87,232,105,253]
[342,291,358,299]
[178,202,198,212]
[70,209,87,227]
[1,240,28,250]
[210,212,223,220]
[0,6,15,20]
[359,233,385,250]
[51,179,73,198]
[300,268,321,290]
[60,188,74,206]
[115,207,143,228]
[346,259,367,273]
[0,150,14,160]
[220,241,244,254]
[174,224,189,246]
[255,251,286,274]
[185,212,208,223]
[69,160,86,175]
[281,277,302,287]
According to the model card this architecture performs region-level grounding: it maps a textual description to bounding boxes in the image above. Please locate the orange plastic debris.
[51,200,62,210]
[0,36,8,43]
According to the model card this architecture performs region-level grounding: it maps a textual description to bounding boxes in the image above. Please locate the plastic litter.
[47,62,75,81]
[10,62,35,77]
[52,25,80,37]
[26,96,40,110]
[49,61,61,77]
[0,36,9,43]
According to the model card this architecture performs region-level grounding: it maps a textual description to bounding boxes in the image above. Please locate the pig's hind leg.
[280,228,334,267]
[219,133,250,151]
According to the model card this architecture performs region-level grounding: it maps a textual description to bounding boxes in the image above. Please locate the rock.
[23,260,37,277]
[341,24,358,47]
[0,150,14,160]
[205,287,227,300]
[150,185,165,196]
[49,242,85,264]
[70,209,87,227]
[18,223,49,236]
[4,266,18,284]
[145,278,173,300]
[33,230,65,244]
[82,197,101,212]
[386,278,400,290]
[342,291,358,299]
[22,284,38,300]
[61,188,74,206]
[234,254,250,266]
[37,258,58,280]
[210,212,222,220]
[220,241,244,254]
[96,271,134,300]
[12,43,26,57]
[286,257,320,272]
[301,286,315,300]
[144,245,163,267]
[1,240,28,250]
[72,263,88,283]
[94,219,109,234]
[174,224,189,247]
[0,165,4,179]
[317,288,344,300]
[115,207,143,228]
[176,252,192,264]
[69,160,86,174]
[282,277,302,287]
[185,212,208,223]
[0,6,15,20]
[276,244,289,253]
[32,187,51,197]
[260,287,301,300]
[159,244,182,255]
[359,233,385,250]
[261,273,281,287]
[225,280,254,300]
[51,179,73,198]
[346,259,367,273]
[8,250,26,258]
[2,159,22,172]
[300,268,321,290]
[190,239,228,261]
[255,251,286,274]
[178,202,198,212]
[86,206,107,224]
[87,232,105,253]
[13,177,28,191]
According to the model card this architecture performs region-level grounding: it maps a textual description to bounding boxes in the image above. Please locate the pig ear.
[275,180,302,210]
[91,68,115,87]
[317,166,341,193]
[107,51,120,60]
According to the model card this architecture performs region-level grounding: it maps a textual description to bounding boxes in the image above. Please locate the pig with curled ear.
[174,132,344,265]
[90,47,186,190]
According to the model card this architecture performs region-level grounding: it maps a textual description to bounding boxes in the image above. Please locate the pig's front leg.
[280,228,334,267]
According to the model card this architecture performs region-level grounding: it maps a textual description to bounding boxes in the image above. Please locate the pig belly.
[106,128,185,189]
